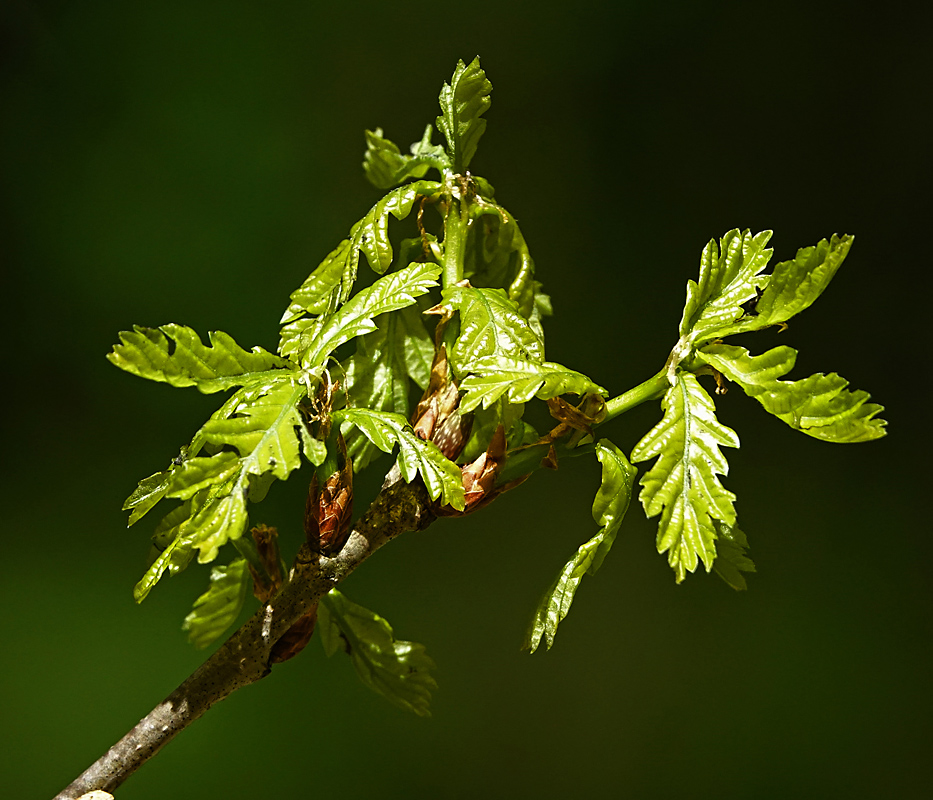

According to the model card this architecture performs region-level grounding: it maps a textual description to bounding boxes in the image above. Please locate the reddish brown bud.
[305,436,354,555]
[436,425,507,516]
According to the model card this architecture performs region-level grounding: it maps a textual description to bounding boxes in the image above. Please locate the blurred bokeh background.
[2,1,929,798]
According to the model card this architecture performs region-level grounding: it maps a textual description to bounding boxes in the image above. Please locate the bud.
[305,433,354,556]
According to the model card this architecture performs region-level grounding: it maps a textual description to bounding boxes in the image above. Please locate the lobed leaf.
[301,262,442,369]
[678,229,773,345]
[341,306,434,471]
[752,234,853,327]
[697,343,886,442]
[318,589,437,717]
[631,373,740,582]
[333,408,465,510]
[458,356,606,413]
[525,440,636,652]
[441,285,544,377]
[108,324,293,393]
[182,558,250,648]
[362,126,447,190]
[279,180,442,356]
[436,57,492,173]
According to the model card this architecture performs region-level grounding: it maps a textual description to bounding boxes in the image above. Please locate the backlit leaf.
[108,324,293,393]
[333,408,465,510]
[678,229,773,344]
[182,558,250,648]
[697,343,886,442]
[525,440,636,652]
[362,126,447,190]
[712,521,755,591]
[318,589,437,717]
[631,373,739,582]
[436,57,492,173]
[441,285,544,376]
[459,356,606,413]
[300,262,442,369]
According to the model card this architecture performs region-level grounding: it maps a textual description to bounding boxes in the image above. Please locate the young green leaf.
[279,180,442,356]
[341,306,435,471]
[182,558,250,649]
[300,262,442,369]
[436,57,492,173]
[362,126,447,190]
[108,324,293,393]
[441,285,544,376]
[752,234,853,327]
[333,407,465,510]
[712,522,755,591]
[123,469,173,526]
[678,229,773,345]
[458,356,606,413]
[134,524,195,604]
[697,343,886,442]
[631,373,740,582]
[318,589,437,717]
[525,440,636,652]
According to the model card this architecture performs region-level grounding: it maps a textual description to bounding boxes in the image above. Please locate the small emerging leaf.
[182,558,250,648]
[362,126,447,190]
[318,589,437,717]
[525,440,636,652]
[436,57,492,173]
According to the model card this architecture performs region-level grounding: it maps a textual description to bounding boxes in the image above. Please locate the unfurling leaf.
[108,323,293,393]
[631,373,739,582]
[712,521,755,591]
[318,589,437,717]
[333,408,465,511]
[362,126,447,190]
[525,440,636,652]
[182,558,250,648]
[436,57,492,173]
[458,356,606,413]
[697,343,886,442]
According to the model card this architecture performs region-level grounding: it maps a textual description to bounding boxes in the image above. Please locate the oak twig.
[56,479,435,799]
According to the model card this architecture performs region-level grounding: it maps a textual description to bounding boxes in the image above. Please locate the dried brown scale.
[305,434,354,556]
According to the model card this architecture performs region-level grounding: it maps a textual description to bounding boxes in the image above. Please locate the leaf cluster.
[108,59,887,714]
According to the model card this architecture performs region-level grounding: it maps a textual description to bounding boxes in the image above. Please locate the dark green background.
[2,1,929,798]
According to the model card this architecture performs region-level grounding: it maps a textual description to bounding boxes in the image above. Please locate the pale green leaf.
[319,589,437,717]
[182,558,250,648]
[753,234,853,327]
[341,306,435,471]
[458,356,606,413]
[134,518,195,604]
[436,57,492,173]
[333,408,465,510]
[678,229,773,344]
[123,469,172,526]
[631,373,739,582]
[164,452,241,500]
[279,181,442,357]
[697,343,886,442]
[362,126,447,190]
[301,262,442,368]
[280,239,352,325]
[712,521,755,591]
[525,440,636,652]
[441,285,544,376]
[108,324,293,393]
